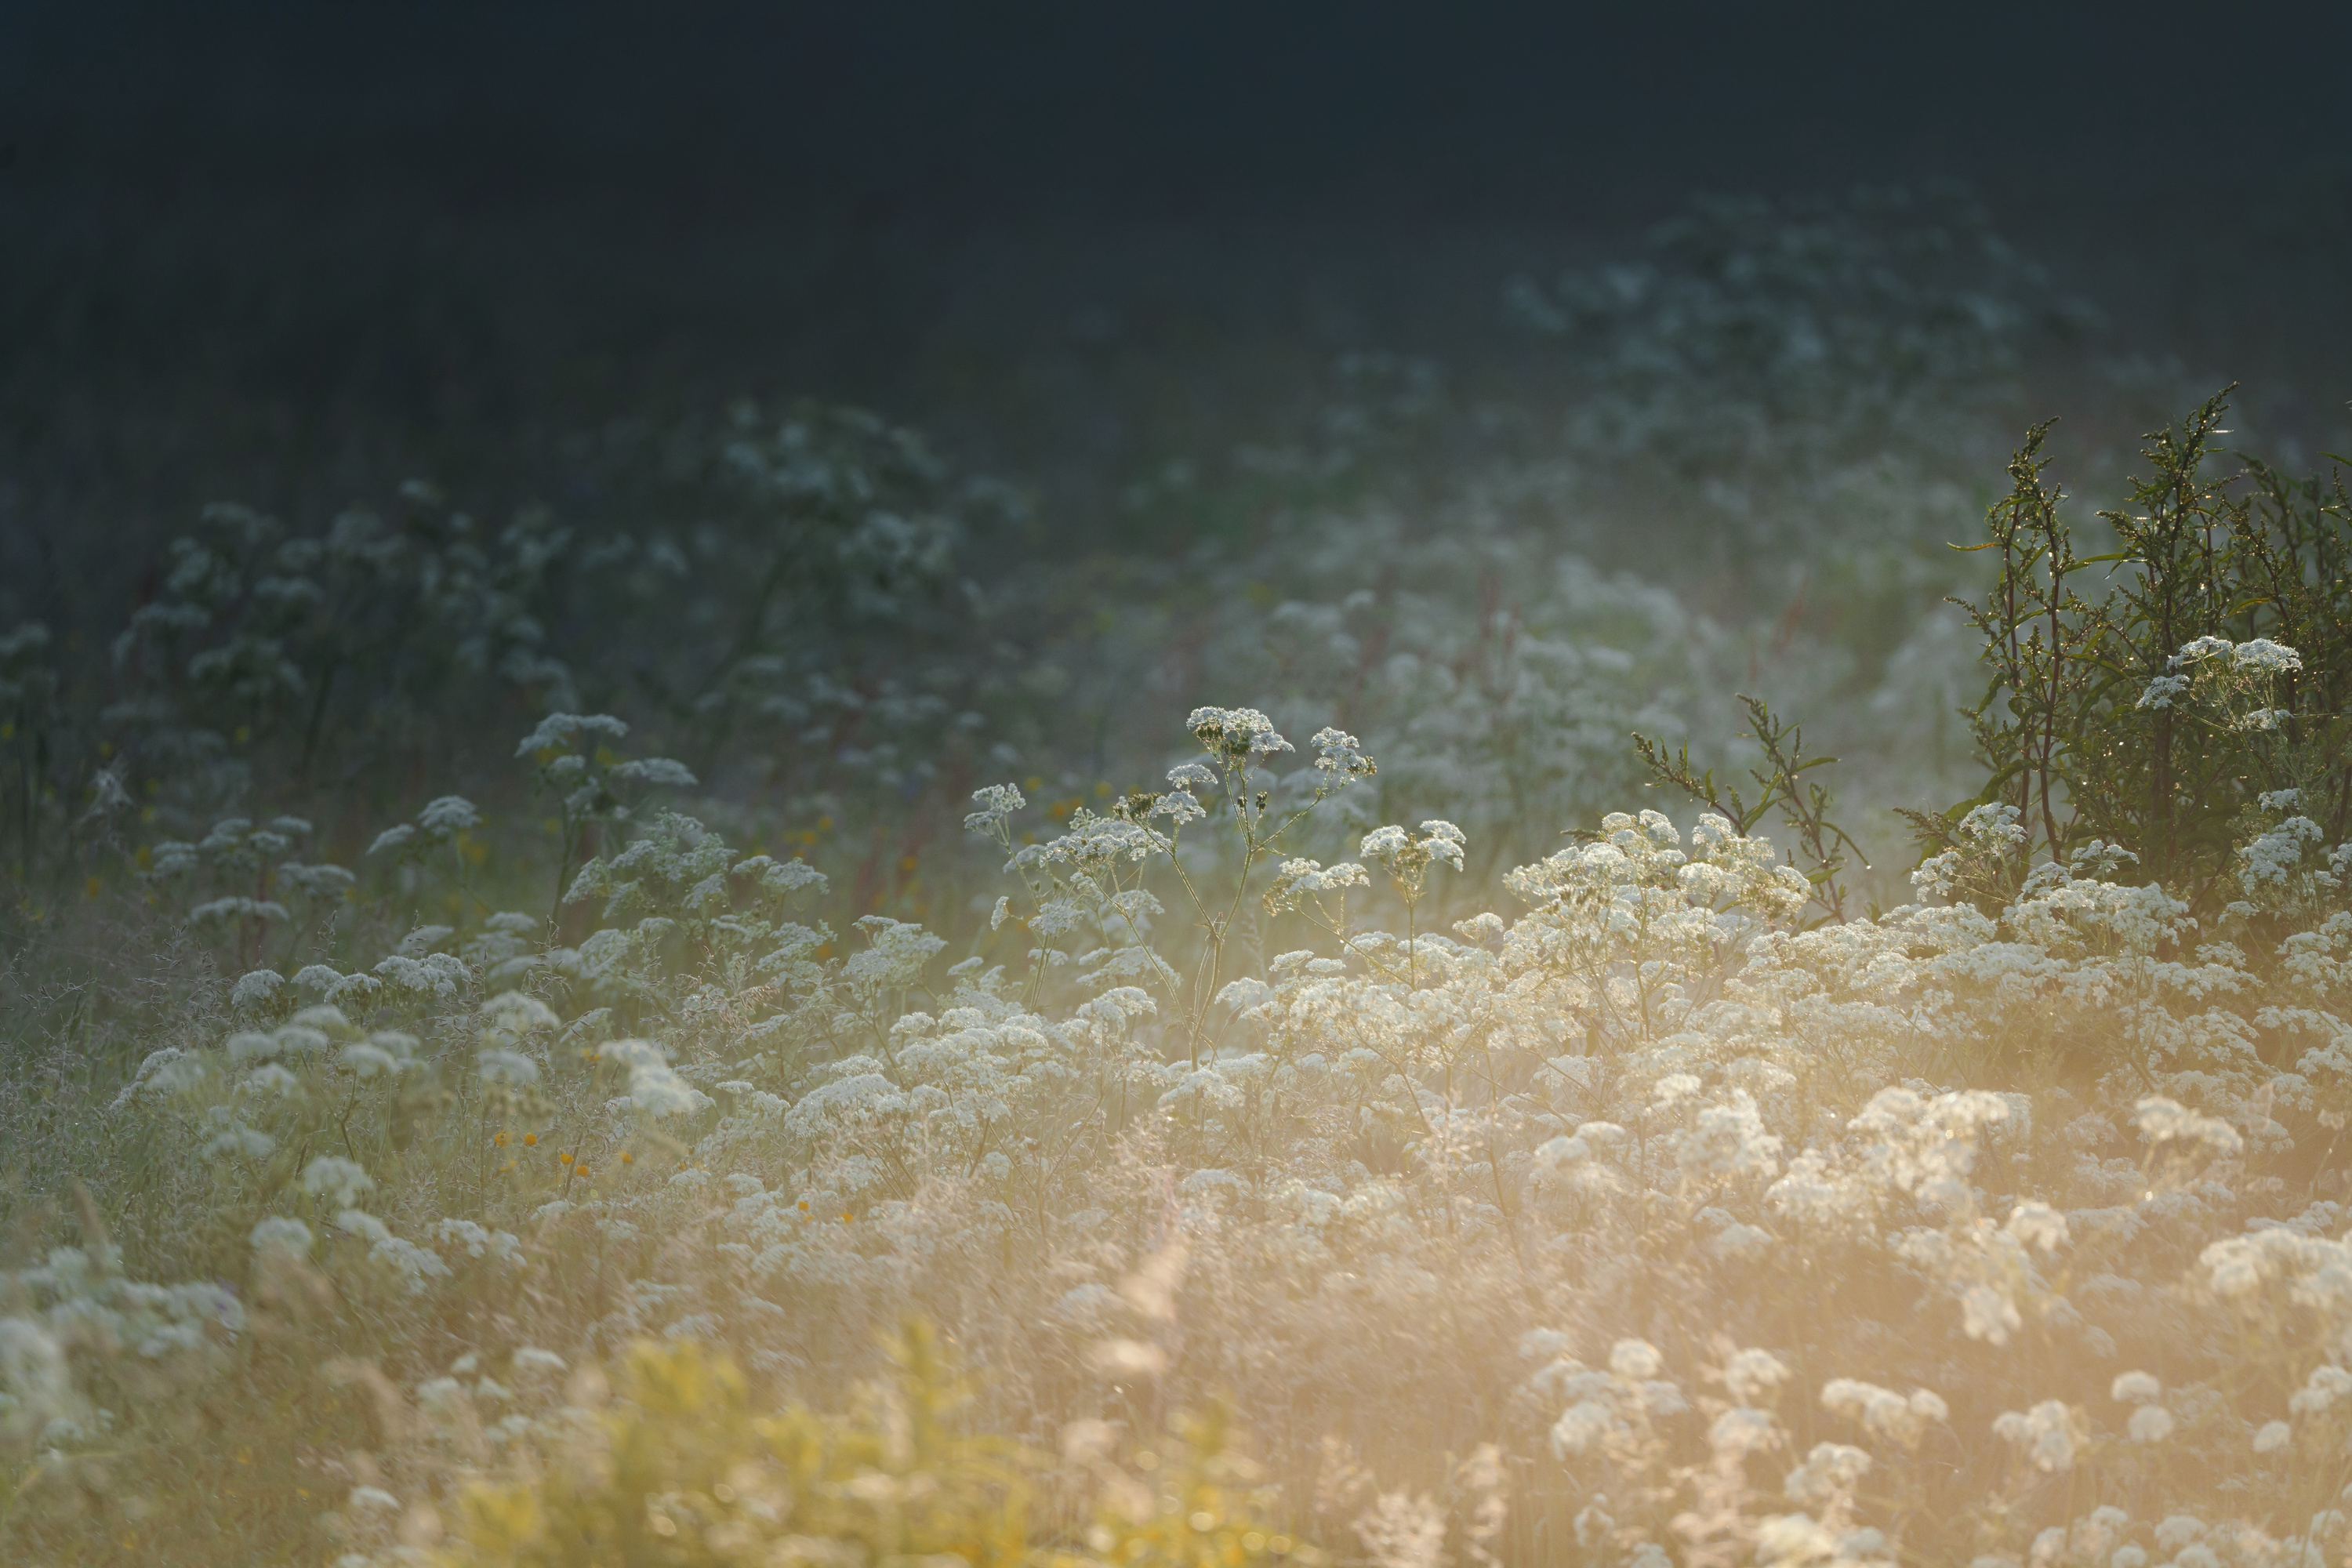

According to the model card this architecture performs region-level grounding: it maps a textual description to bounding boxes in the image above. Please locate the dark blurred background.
[7,3,2352,614]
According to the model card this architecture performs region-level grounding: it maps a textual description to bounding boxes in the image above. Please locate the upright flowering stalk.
[1359,820,1465,987]
[515,713,696,914]
[966,713,1376,1063]
[1165,713,1377,1061]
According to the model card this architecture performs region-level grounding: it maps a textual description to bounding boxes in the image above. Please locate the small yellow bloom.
[523,1132,538,1146]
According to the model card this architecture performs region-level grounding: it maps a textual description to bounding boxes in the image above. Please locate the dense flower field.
[4,192,2352,1566]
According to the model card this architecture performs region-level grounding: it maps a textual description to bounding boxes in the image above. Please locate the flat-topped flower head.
[964,782,1026,834]
[1309,727,1375,784]
[1188,706,1293,762]
[1362,819,1468,899]
[2170,635,2236,669]
[2232,637,2302,673]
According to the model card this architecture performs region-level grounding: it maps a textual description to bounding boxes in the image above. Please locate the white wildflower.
[1724,1348,1791,1404]
[476,1048,541,1087]
[301,1156,375,1209]
[2234,637,2303,672]
[230,969,285,1011]
[964,782,1026,833]
[2172,635,2235,668]
[2005,1201,2068,1253]
[249,1218,314,1258]
[1992,1400,2083,1472]
[1609,1339,1663,1381]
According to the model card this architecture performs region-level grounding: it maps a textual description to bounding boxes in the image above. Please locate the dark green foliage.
[1633,692,1865,923]
[1918,388,2352,907]
[93,402,1027,840]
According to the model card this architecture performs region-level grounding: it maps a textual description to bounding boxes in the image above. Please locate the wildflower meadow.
[4,185,2352,1568]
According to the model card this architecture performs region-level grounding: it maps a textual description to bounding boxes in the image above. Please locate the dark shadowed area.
[7,3,2350,623]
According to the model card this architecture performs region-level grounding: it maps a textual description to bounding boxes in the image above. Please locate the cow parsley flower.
[964,782,1027,833]
[2171,635,2235,668]
[302,1156,375,1209]
[1723,1348,1791,1404]
[476,1048,541,1087]
[1992,1400,2083,1472]
[2005,1201,2068,1253]
[416,795,481,836]
[249,1217,314,1258]
[1784,1442,1871,1508]
[1608,1339,1662,1380]
[1264,857,1370,912]
[2289,1364,2352,1414]
[1362,820,1467,899]
[515,712,628,759]
[1187,706,1292,760]
[1309,727,1375,783]
[2233,637,2303,673]
[230,969,285,1012]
